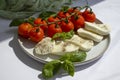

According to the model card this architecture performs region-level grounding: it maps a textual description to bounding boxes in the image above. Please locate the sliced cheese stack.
[66,35,94,51]
[85,22,110,35]
[34,35,94,55]
[77,22,110,42]
[77,28,103,42]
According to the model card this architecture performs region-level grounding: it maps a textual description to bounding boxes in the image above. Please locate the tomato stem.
[36,28,40,33]
[85,5,93,14]
[55,23,59,28]
[74,14,79,20]
[89,8,93,14]
[65,18,69,24]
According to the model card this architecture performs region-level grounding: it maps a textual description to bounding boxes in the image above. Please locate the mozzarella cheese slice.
[51,41,79,55]
[77,28,103,42]
[52,41,65,53]
[64,42,79,52]
[66,35,94,51]
[34,37,54,55]
[85,22,110,35]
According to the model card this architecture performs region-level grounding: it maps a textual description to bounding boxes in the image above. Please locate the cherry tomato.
[18,23,33,38]
[29,27,44,42]
[67,8,81,15]
[57,11,70,19]
[71,15,85,30]
[82,10,96,22]
[61,20,74,32]
[34,18,48,31]
[47,24,62,37]
[47,16,59,22]
[47,16,60,24]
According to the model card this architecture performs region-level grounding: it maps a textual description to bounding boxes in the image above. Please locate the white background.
[0,0,120,80]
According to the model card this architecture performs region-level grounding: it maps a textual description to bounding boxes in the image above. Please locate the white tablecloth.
[0,0,120,80]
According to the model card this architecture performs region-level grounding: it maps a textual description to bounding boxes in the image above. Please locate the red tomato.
[34,18,48,31]
[67,8,81,15]
[82,10,96,22]
[71,15,85,30]
[61,20,74,32]
[18,23,33,38]
[47,16,59,22]
[29,27,44,42]
[47,16,60,24]
[57,11,70,19]
[47,24,62,37]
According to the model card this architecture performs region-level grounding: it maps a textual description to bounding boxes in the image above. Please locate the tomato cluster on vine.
[18,6,96,42]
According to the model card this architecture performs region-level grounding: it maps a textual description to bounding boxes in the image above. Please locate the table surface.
[0,0,120,80]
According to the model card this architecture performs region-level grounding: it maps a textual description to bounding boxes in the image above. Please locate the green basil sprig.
[42,51,87,79]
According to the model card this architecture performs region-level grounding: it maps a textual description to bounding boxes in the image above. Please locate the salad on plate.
[10,5,110,79]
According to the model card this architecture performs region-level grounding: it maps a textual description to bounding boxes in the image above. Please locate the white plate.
[18,19,110,66]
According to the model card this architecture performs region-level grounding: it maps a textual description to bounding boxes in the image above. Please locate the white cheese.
[85,22,110,35]
[52,41,65,53]
[64,42,79,52]
[77,28,103,42]
[34,37,54,55]
[66,35,94,51]
[51,41,79,55]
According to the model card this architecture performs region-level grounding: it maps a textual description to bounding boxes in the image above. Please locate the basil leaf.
[51,60,61,75]
[25,17,35,25]
[62,60,74,76]
[60,51,87,62]
[39,11,56,20]
[42,60,61,79]
[65,30,74,39]
[70,51,87,62]
[59,52,71,61]
[9,18,25,27]
[52,30,74,40]
[9,17,35,27]
[42,68,53,79]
